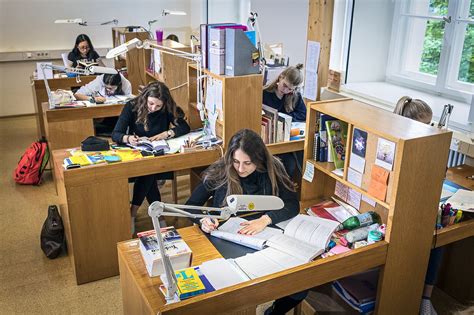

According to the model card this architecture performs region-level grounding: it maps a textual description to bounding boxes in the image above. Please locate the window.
[387,0,474,103]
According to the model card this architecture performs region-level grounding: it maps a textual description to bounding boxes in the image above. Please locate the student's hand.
[128,135,140,146]
[149,132,168,141]
[200,217,219,233]
[238,215,272,235]
[94,96,106,104]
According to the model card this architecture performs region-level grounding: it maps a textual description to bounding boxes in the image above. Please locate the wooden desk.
[435,165,474,303]
[42,102,125,151]
[118,227,388,315]
[52,148,221,284]
[32,75,97,138]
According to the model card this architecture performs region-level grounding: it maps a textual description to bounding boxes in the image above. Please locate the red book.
[307,200,339,222]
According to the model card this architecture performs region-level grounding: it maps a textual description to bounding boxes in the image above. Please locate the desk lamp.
[106,39,207,123]
[54,18,119,26]
[147,9,187,35]
[147,194,284,303]
[247,11,265,67]
[39,63,118,109]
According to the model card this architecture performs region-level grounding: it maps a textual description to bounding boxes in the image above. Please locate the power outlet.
[24,51,50,60]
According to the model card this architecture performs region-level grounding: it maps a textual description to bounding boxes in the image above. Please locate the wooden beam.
[306,0,335,101]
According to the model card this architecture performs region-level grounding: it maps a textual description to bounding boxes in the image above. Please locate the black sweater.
[186,170,299,224]
[111,102,190,144]
[68,50,100,68]
[263,90,307,122]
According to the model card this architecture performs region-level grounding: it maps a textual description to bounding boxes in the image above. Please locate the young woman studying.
[74,73,132,104]
[186,129,306,314]
[112,81,190,233]
[394,96,439,315]
[263,64,306,178]
[67,34,105,68]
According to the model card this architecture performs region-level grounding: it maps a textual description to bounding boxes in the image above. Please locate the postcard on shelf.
[349,128,368,174]
[326,120,348,169]
[303,160,315,182]
[347,168,363,187]
[361,194,377,207]
[335,181,349,201]
[375,138,396,171]
[347,188,362,210]
[367,165,389,201]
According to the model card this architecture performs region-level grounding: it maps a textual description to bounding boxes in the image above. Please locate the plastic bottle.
[344,223,380,243]
[338,211,382,231]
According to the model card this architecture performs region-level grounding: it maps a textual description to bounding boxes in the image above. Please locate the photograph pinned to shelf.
[349,128,368,174]
[347,168,363,187]
[375,138,396,171]
[347,188,362,210]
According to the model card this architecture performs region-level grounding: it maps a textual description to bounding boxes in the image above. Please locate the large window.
[387,0,474,102]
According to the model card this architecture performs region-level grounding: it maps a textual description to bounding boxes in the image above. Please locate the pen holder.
[156,29,163,43]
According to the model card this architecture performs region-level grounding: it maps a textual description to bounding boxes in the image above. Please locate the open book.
[210,217,283,250]
[129,137,170,153]
[231,215,339,279]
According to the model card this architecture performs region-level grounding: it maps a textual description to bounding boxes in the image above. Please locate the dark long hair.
[71,34,96,59]
[131,81,184,130]
[203,129,295,204]
[102,73,124,95]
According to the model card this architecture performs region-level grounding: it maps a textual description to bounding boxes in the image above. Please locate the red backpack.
[13,139,50,185]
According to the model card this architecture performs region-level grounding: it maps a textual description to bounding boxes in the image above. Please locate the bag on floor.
[13,139,49,185]
[40,205,66,259]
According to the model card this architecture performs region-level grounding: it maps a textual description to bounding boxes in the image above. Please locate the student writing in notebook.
[67,34,105,68]
[112,81,190,234]
[263,64,306,179]
[75,73,132,135]
[186,129,306,314]
[394,96,439,315]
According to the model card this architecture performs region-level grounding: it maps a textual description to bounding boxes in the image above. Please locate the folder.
[225,29,260,76]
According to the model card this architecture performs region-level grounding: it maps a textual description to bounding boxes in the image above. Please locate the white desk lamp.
[147,194,284,303]
[39,63,118,109]
[54,18,118,26]
[106,39,207,122]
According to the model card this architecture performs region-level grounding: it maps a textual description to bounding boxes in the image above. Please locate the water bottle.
[344,223,380,243]
[338,211,382,231]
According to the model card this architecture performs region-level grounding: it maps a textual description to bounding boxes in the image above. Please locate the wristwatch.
[167,130,173,139]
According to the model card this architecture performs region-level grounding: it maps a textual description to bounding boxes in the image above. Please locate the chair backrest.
[61,52,69,67]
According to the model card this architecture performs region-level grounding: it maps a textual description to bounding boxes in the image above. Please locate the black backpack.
[40,205,66,259]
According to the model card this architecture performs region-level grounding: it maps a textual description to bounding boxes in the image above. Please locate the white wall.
[250,0,309,66]
[346,0,394,83]
[0,0,196,117]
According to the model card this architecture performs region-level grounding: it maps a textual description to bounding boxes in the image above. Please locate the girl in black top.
[263,64,306,179]
[112,81,190,232]
[186,129,305,313]
[67,34,104,68]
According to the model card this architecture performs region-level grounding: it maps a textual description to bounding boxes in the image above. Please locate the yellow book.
[175,267,205,299]
[114,149,143,162]
[69,154,91,166]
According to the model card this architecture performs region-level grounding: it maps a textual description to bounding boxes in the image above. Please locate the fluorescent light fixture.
[148,194,283,302]
[55,18,84,24]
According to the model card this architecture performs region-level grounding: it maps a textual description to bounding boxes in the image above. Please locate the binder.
[225,29,260,76]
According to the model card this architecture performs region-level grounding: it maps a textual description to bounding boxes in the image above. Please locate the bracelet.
[126,135,130,144]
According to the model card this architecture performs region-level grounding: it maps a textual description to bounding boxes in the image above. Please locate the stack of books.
[137,227,192,277]
[261,104,292,144]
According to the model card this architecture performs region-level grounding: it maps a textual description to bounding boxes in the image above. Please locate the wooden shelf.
[307,159,390,209]
[433,218,474,248]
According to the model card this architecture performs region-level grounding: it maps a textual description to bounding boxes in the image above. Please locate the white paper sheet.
[303,161,315,182]
[199,258,249,290]
[347,168,363,187]
[347,188,362,210]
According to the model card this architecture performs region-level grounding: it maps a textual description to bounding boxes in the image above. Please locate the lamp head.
[106,38,143,59]
[162,9,187,16]
[226,195,284,212]
[54,18,85,25]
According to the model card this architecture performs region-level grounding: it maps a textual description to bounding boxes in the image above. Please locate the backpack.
[13,139,50,185]
[40,205,66,259]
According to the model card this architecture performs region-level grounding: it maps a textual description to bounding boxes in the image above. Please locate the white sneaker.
[420,298,437,315]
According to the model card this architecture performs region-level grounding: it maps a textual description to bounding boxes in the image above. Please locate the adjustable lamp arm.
[147,194,284,303]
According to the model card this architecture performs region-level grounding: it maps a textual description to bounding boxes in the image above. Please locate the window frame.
[386,0,474,104]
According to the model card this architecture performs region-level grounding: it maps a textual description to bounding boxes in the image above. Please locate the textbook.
[231,215,339,279]
[210,217,283,250]
[129,137,170,153]
[137,227,192,277]
[325,119,348,169]
[160,266,215,300]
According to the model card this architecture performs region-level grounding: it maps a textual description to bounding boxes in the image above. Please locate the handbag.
[81,136,110,151]
[40,205,66,259]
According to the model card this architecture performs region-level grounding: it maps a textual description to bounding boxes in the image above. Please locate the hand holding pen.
[128,133,140,146]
